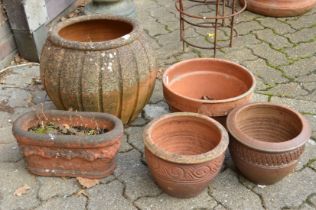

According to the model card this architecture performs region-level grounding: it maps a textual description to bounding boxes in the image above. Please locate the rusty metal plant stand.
[175,0,247,57]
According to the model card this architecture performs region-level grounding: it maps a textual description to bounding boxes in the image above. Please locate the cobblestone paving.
[0,0,316,209]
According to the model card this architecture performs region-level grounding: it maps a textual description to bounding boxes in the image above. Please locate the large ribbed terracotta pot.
[240,0,316,17]
[12,110,123,178]
[144,112,229,198]
[163,58,255,126]
[40,15,157,124]
[227,103,311,184]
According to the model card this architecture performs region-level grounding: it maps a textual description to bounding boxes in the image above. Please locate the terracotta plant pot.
[240,0,316,17]
[163,58,255,125]
[40,15,157,124]
[227,103,312,184]
[144,112,229,198]
[12,110,123,178]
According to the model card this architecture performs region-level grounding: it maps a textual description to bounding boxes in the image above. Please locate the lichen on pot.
[163,58,255,125]
[12,110,123,178]
[227,102,312,184]
[40,15,157,124]
[144,112,228,198]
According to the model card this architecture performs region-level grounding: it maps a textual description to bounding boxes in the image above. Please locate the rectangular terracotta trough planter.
[12,110,123,179]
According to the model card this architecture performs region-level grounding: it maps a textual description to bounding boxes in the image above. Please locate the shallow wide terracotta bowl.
[13,110,123,178]
[227,103,311,185]
[163,58,255,125]
[144,112,228,198]
[240,0,316,17]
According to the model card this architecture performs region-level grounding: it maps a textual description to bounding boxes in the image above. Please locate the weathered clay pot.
[40,15,157,124]
[163,58,255,125]
[240,0,316,17]
[12,110,123,178]
[227,103,311,184]
[144,112,229,198]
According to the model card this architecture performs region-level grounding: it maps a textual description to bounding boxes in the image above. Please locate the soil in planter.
[29,122,109,136]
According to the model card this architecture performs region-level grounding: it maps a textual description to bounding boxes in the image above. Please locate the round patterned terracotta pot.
[12,110,123,178]
[227,103,312,184]
[144,112,229,198]
[40,15,157,124]
[240,0,316,17]
[163,58,255,126]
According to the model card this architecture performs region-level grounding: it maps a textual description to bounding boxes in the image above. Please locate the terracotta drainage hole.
[236,106,302,143]
[59,19,133,42]
[168,71,251,100]
[151,116,221,155]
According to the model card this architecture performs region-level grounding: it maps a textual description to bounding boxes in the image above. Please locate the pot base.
[146,149,225,198]
[232,155,298,185]
[25,157,116,179]
[27,163,116,179]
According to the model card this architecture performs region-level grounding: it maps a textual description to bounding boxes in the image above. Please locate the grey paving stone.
[250,43,289,67]
[280,56,316,78]
[0,126,16,144]
[125,126,144,152]
[254,168,316,210]
[114,149,161,200]
[129,116,148,127]
[7,89,32,108]
[219,47,258,64]
[305,115,316,140]
[296,139,316,170]
[252,94,269,103]
[0,111,13,128]
[213,204,228,210]
[303,82,316,92]
[143,101,169,121]
[0,142,21,162]
[255,78,270,91]
[255,28,293,49]
[308,194,316,207]
[286,15,316,30]
[235,21,264,36]
[0,162,40,209]
[234,33,262,48]
[149,80,164,104]
[284,41,316,60]
[257,18,296,35]
[31,90,48,105]
[87,180,137,210]
[35,196,86,210]
[285,27,316,44]
[260,82,308,98]
[270,97,316,114]
[310,160,316,171]
[209,169,264,210]
[119,134,133,153]
[37,177,79,201]
[175,51,200,62]
[156,30,185,60]
[135,190,217,210]
[11,64,40,78]
[242,59,289,85]
[237,10,262,22]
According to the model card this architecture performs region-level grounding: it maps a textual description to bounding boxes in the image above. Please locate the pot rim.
[48,15,141,50]
[12,110,123,148]
[143,112,229,164]
[162,58,256,104]
[226,102,312,152]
